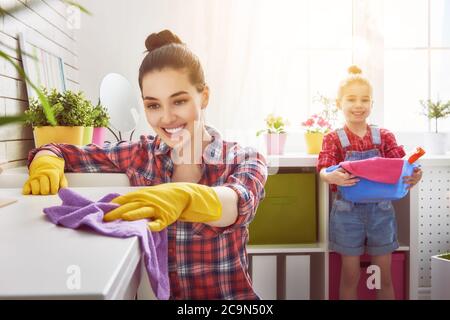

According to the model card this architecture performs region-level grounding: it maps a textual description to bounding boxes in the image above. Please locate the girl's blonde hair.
[337,65,373,100]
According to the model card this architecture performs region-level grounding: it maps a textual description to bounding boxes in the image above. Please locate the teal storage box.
[249,173,317,244]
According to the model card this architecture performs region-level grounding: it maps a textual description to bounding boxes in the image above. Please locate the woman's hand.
[22,155,68,195]
[103,182,222,232]
[323,168,360,187]
[403,167,423,189]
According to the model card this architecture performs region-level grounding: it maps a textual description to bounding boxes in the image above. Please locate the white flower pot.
[424,132,447,155]
[431,254,450,300]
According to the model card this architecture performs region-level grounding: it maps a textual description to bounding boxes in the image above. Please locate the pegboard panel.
[418,166,450,288]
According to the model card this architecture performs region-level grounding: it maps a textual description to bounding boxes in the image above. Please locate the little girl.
[317,65,422,300]
[23,30,268,300]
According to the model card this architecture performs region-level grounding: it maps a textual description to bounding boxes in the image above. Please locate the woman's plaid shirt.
[28,126,268,299]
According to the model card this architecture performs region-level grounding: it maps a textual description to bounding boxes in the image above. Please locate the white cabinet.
[251,255,278,300]
[286,255,310,300]
[250,254,311,300]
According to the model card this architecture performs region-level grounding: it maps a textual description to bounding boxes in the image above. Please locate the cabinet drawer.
[249,173,317,244]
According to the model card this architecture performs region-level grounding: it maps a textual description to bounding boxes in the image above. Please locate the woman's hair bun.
[145,29,183,52]
[348,65,362,75]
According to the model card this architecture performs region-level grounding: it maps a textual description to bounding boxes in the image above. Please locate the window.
[198,0,450,137]
[384,0,450,132]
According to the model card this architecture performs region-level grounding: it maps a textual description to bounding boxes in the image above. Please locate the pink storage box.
[329,252,406,300]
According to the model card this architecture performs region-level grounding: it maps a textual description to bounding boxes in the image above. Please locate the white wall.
[75,0,450,154]
[76,0,217,140]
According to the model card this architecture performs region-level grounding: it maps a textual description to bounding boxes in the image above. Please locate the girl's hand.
[326,168,360,187]
[403,167,423,189]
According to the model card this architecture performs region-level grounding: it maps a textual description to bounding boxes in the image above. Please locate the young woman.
[23,30,268,300]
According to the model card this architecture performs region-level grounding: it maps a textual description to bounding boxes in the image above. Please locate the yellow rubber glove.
[103,182,222,232]
[22,155,68,195]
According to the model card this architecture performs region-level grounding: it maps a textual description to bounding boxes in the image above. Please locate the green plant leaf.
[1,0,90,128]
[0,115,27,126]
[0,51,56,126]
[420,98,450,132]
[256,129,266,137]
[62,0,92,15]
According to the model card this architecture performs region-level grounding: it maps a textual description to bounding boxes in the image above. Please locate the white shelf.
[264,152,450,169]
[248,243,326,254]
[249,244,409,255]
[266,153,318,168]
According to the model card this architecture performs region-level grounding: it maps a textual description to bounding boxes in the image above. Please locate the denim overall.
[329,126,400,256]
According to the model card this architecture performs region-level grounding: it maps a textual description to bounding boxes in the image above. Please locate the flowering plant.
[313,92,339,128]
[256,113,288,136]
[301,114,331,134]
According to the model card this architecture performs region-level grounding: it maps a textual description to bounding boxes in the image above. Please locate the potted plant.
[256,114,288,155]
[82,97,95,145]
[420,99,450,155]
[25,88,96,147]
[91,102,110,146]
[431,253,450,299]
[301,114,331,154]
[313,92,339,129]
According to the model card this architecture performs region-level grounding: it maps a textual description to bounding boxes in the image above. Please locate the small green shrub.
[25,88,97,127]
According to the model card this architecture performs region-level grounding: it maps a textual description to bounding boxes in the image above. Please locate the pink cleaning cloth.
[340,157,405,184]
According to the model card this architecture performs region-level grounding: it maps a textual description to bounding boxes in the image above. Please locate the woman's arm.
[206,186,239,228]
[27,140,145,173]
[33,150,58,159]
[217,147,268,232]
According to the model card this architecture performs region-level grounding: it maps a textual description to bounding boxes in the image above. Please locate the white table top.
[0,187,143,299]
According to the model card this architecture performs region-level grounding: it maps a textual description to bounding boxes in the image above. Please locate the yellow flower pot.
[304,132,324,154]
[33,126,85,148]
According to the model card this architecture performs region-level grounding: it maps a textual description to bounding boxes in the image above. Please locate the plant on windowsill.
[25,88,97,147]
[91,102,110,146]
[256,114,288,155]
[419,99,450,155]
[301,114,331,154]
[313,92,339,129]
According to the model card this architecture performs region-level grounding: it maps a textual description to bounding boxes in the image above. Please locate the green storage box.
[249,173,317,244]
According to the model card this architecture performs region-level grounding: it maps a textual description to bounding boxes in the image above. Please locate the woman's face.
[141,68,209,149]
[337,83,373,125]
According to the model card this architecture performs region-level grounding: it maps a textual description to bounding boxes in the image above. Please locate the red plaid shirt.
[317,125,406,191]
[28,126,268,300]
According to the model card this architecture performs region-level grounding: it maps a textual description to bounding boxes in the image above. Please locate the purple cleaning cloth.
[43,188,170,300]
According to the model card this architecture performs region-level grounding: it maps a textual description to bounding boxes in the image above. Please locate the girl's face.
[337,83,373,125]
[141,68,209,149]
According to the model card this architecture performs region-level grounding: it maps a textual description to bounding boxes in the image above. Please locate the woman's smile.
[161,123,187,139]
